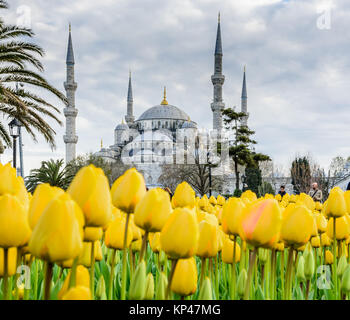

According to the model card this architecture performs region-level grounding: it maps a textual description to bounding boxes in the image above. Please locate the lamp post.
[8,118,21,172]
[241,174,247,191]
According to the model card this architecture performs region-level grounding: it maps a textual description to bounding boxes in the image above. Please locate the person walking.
[308,182,323,202]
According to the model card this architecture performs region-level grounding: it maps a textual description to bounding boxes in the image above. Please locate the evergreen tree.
[222,107,270,191]
[291,156,311,194]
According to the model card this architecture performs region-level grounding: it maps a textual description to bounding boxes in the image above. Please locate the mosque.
[62,15,249,192]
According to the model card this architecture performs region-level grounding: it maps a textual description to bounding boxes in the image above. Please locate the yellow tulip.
[172,182,195,209]
[58,265,90,299]
[241,190,257,202]
[129,214,143,241]
[326,216,350,241]
[15,176,30,212]
[84,227,103,242]
[311,236,321,248]
[221,197,245,237]
[149,232,161,253]
[321,232,331,247]
[68,165,112,227]
[28,184,64,229]
[61,285,91,300]
[78,241,103,267]
[160,208,199,259]
[315,201,323,212]
[196,220,219,258]
[111,168,146,214]
[105,214,133,250]
[28,194,84,262]
[325,250,334,265]
[280,205,314,248]
[198,195,209,209]
[131,239,142,252]
[221,238,241,264]
[315,212,327,233]
[209,196,217,206]
[240,199,282,248]
[171,257,197,296]
[0,194,31,248]
[299,193,315,211]
[217,195,226,206]
[325,187,347,218]
[0,247,17,276]
[0,163,20,195]
[134,188,172,232]
[275,194,282,202]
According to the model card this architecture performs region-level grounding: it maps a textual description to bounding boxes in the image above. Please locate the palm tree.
[25,159,74,193]
[0,0,66,148]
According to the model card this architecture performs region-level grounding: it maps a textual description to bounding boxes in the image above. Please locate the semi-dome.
[137,104,190,121]
[115,122,129,131]
[181,121,197,129]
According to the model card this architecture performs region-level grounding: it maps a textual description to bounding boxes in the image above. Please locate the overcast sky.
[1,0,349,176]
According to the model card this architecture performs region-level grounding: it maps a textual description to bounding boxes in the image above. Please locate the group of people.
[278,182,323,202]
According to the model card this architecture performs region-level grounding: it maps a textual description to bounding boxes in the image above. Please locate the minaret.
[125,71,135,125]
[241,66,248,127]
[63,24,78,164]
[211,13,225,131]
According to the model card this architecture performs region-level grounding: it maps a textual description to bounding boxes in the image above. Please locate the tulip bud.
[281,204,314,248]
[221,198,245,237]
[155,272,168,300]
[171,257,197,297]
[96,275,107,300]
[128,260,146,300]
[296,256,306,282]
[325,250,334,265]
[111,168,146,214]
[0,163,20,195]
[341,265,350,293]
[327,216,350,241]
[321,233,332,247]
[311,236,321,248]
[0,194,32,248]
[67,165,112,227]
[198,276,213,300]
[304,249,315,280]
[105,214,133,250]
[144,273,154,300]
[84,227,103,242]
[240,199,282,248]
[61,285,91,300]
[172,182,195,208]
[237,269,247,299]
[196,220,219,258]
[58,265,90,300]
[29,194,84,263]
[325,188,347,218]
[222,238,241,264]
[134,188,172,232]
[258,248,269,265]
[337,254,348,278]
[28,183,64,229]
[160,208,199,260]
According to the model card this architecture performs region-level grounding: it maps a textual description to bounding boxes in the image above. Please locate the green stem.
[2,248,9,300]
[281,250,285,298]
[44,262,53,300]
[166,259,178,300]
[121,213,130,300]
[90,241,96,299]
[200,257,206,289]
[107,249,116,300]
[139,231,149,262]
[244,248,257,300]
[285,247,294,300]
[333,218,337,300]
[69,257,78,289]
[231,236,237,300]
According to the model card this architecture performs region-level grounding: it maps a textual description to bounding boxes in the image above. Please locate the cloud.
[1,0,349,176]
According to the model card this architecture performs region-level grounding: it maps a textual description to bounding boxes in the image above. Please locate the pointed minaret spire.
[241,66,248,127]
[211,13,225,131]
[161,86,168,105]
[125,71,135,126]
[215,12,222,56]
[66,23,75,65]
[63,23,78,164]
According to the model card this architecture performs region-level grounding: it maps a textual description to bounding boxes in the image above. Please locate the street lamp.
[8,118,21,172]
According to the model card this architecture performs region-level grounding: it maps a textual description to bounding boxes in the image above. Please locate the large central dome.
[137,104,190,121]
